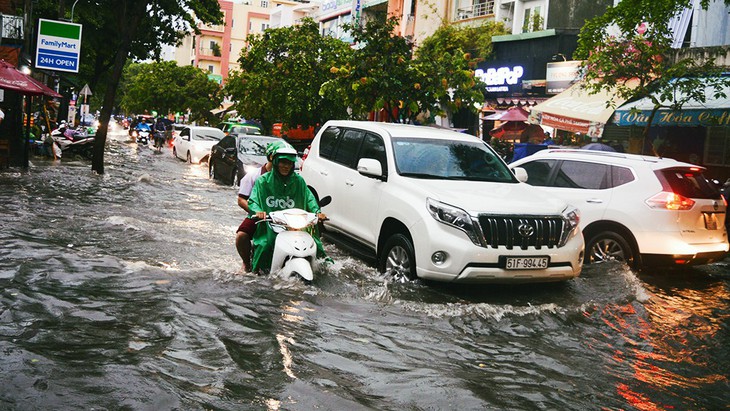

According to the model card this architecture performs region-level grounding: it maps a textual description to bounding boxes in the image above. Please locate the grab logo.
[266,196,295,209]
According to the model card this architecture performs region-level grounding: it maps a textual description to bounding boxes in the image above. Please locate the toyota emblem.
[518,223,535,238]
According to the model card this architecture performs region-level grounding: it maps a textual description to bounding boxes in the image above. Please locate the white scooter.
[258,196,331,281]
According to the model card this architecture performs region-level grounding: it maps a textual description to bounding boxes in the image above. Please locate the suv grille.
[477,215,565,250]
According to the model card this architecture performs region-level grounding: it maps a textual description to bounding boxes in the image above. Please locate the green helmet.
[266,140,296,160]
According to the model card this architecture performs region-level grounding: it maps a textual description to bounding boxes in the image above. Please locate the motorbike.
[131,123,151,145]
[50,126,95,159]
[153,130,165,152]
[256,196,331,281]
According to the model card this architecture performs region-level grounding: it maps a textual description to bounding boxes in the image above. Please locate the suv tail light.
[645,192,695,210]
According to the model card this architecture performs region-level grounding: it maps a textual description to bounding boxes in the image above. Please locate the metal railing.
[455,0,495,21]
[1,15,23,40]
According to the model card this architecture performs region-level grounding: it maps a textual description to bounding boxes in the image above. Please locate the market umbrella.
[498,106,530,121]
[0,60,62,97]
[581,143,616,152]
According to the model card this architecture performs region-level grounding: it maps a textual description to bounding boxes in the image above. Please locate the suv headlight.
[559,205,580,246]
[426,198,481,245]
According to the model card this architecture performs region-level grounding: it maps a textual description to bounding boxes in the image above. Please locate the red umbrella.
[0,60,62,97]
[498,106,530,122]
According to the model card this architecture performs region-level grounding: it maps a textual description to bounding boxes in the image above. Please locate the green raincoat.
[248,168,325,272]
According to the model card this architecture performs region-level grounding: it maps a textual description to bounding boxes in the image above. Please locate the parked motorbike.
[50,125,95,159]
[256,196,331,281]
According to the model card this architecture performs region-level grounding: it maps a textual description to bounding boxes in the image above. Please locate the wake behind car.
[210,135,293,186]
[300,120,585,284]
[509,149,729,267]
[172,126,224,164]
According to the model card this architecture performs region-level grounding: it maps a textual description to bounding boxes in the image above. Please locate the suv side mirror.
[357,158,384,180]
[512,167,528,183]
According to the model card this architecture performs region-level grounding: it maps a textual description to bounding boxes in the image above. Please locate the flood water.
[1,125,729,410]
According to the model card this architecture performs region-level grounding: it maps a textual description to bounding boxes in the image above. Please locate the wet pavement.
[1,125,729,410]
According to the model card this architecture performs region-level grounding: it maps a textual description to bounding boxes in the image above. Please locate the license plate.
[505,256,549,270]
[703,212,719,230]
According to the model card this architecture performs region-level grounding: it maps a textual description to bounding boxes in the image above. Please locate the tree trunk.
[91,2,146,174]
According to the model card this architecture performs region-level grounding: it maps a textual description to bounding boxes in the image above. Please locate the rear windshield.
[658,168,720,199]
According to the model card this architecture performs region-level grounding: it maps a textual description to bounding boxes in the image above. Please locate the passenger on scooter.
[248,141,327,273]
[235,141,283,272]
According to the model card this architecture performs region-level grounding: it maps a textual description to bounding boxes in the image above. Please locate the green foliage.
[575,0,730,137]
[224,18,352,132]
[414,22,508,120]
[121,61,223,123]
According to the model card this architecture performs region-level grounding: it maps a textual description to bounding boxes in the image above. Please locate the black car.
[209,135,284,186]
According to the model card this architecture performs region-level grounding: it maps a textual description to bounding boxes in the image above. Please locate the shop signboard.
[475,65,525,94]
[35,19,82,73]
[545,61,582,94]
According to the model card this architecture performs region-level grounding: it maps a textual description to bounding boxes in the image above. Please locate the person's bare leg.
[236,231,252,273]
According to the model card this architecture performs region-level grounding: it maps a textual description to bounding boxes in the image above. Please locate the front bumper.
[410,216,584,284]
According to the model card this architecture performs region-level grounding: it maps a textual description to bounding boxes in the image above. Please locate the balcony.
[1,15,23,40]
[455,0,495,21]
[198,47,222,58]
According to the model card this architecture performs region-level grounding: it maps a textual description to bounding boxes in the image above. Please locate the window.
[521,160,558,187]
[319,127,340,160]
[358,133,387,174]
[261,0,268,7]
[261,23,269,31]
[209,40,216,49]
[207,65,214,73]
[332,129,365,167]
[554,161,608,189]
[611,166,635,187]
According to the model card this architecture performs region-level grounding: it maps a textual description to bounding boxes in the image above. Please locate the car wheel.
[187,152,192,164]
[209,162,216,179]
[586,231,635,266]
[379,233,417,281]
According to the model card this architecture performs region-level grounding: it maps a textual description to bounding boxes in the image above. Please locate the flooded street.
[1,126,729,410]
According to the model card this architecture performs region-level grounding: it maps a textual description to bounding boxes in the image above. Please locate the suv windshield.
[392,137,515,182]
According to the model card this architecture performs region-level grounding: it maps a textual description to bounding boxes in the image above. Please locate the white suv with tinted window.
[300,120,584,284]
[510,149,729,267]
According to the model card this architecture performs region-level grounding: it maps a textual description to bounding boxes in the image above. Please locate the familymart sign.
[35,19,82,73]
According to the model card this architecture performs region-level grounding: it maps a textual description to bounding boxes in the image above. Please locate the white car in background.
[300,120,584,284]
[172,126,224,164]
[510,149,729,267]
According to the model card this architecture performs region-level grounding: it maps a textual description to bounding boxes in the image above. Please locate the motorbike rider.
[153,117,166,151]
[234,141,285,272]
[247,141,327,273]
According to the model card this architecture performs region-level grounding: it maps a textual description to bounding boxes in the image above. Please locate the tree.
[575,0,730,146]
[29,0,223,174]
[225,18,352,133]
[325,16,420,122]
[120,61,222,123]
[414,22,508,124]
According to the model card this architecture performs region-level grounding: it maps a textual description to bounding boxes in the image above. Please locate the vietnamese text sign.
[35,19,82,73]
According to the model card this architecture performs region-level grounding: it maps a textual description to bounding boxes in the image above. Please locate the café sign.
[475,66,524,93]
[613,108,730,127]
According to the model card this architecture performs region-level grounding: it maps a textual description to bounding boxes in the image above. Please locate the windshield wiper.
[399,172,446,179]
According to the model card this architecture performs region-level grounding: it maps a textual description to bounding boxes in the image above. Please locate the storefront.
[478,29,580,141]
[611,79,730,180]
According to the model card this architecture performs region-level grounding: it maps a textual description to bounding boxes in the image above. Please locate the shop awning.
[528,81,635,138]
[612,80,730,127]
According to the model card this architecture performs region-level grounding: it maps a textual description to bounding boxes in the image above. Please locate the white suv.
[300,120,584,283]
[510,149,729,267]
